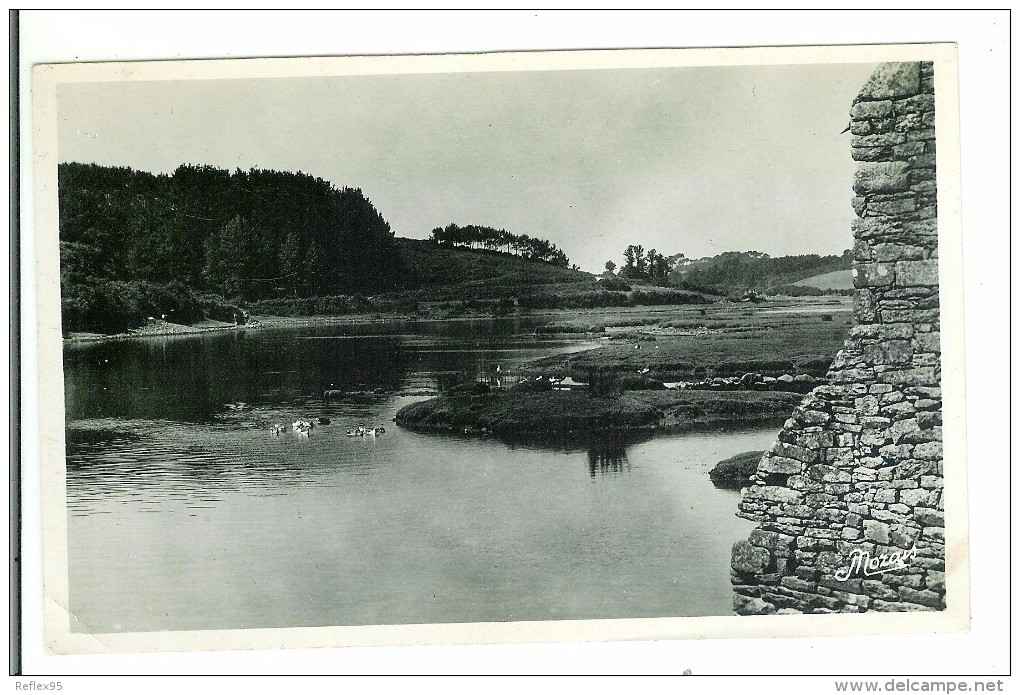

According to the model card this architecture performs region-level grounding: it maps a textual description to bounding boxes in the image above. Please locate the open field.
[521,297,852,382]
[792,269,853,290]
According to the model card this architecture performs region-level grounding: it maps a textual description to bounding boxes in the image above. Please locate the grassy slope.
[397,238,595,298]
[770,262,850,288]
[793,269,854,290]
[396,239,709,307]
[523,302,852,380]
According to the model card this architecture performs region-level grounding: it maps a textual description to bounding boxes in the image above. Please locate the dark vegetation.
[631,391,802,424]
[709,450,765,490]
[601,245,852,297]
[59,163,399,332]
[611,374,667,391]
[396,390,659,434]
[597,277,632,292]
[395,389,801,436]
[765,284,854,297]
[59,163,397,298]
[616,244,672,283]
[58,279,242,335]
[247,294,421,318]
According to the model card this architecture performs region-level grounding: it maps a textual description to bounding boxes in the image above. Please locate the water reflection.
[64,319,597,424]
[63,331,408,422]
[587,438,632,478]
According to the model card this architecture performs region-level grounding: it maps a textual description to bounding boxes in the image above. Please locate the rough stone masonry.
[731,62,943,614]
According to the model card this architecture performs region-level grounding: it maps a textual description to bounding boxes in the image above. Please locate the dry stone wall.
[731,62,943,615]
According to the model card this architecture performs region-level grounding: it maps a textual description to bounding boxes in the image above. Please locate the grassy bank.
[521,299,851,382]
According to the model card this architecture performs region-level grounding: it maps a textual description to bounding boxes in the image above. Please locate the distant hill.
[792,269,853,290]
[246,239,710,318]
[669,249,852,294]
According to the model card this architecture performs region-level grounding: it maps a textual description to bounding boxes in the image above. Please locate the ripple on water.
[65,405,402,515]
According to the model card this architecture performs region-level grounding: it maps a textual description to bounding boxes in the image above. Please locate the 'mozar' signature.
[833,545,918,581]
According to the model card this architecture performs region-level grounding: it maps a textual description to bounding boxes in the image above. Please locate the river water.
[64,319,777,633]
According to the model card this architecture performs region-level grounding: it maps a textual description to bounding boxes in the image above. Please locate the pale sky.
[58,62,877,273]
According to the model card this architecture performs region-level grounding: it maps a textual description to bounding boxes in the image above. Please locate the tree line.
[430,223,569,267]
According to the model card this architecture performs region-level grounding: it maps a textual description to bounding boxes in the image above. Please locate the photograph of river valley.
[51,55,897,634]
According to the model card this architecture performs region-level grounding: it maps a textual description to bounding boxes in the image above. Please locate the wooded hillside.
[57,163,579,333]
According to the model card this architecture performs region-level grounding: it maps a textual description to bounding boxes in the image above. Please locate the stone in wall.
[731,62,943,615]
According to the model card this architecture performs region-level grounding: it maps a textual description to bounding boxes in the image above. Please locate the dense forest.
[58,163,401,332]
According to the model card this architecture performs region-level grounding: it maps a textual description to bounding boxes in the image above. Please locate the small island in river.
[394,298,848,438]
[395,386,803,436]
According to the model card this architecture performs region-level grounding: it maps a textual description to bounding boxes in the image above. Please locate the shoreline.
[59,305,669,346]
[64,320,255,346]
[62,312,421,346]
[62,295,851,348]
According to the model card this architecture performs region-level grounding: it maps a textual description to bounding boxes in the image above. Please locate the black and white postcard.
[30,41,968,657]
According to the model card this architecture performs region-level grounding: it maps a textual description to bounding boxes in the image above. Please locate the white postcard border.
[28,41,969,659]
